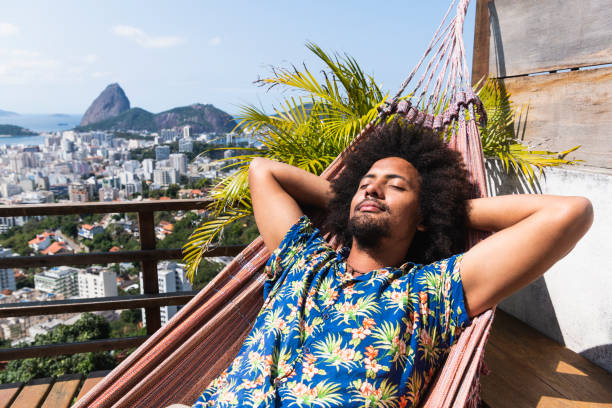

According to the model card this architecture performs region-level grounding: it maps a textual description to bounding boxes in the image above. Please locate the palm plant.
[182,44,579,282]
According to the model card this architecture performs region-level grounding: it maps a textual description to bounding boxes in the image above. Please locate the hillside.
[77,104,237,133]
[77,108,156,132]
[0,124,38,136]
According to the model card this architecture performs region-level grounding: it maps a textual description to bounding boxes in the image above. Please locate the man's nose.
[365,181,383,198]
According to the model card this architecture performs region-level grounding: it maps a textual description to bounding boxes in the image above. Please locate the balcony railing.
[0,199,245,360]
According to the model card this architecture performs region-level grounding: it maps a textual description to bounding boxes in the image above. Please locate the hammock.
[74,0,494,406]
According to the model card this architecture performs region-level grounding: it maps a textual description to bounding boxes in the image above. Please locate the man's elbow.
[558,196,594,238]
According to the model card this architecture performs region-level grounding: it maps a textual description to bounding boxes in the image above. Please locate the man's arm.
[248,157,332,251]
[460,194,593,317]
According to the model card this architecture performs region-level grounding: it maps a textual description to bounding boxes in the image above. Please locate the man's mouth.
[357,200,388,213]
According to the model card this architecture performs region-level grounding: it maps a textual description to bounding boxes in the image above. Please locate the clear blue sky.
[0,1,475,115]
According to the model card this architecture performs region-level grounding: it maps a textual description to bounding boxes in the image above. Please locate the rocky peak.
[80,83,130,126]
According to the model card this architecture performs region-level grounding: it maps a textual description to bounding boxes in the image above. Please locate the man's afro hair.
[324,120,476,264]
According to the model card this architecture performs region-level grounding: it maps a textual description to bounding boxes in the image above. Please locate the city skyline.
[0,1,475,115]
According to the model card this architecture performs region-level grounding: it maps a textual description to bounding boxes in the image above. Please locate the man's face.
[348,157,423,249]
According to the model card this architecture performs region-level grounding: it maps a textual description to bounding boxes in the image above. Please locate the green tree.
[0,313,116,383]
[166,184,180,199]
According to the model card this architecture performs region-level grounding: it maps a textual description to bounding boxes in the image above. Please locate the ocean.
[0,113,82,146]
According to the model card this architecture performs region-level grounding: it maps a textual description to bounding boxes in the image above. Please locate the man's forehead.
[364,157,420,184]
[356,157,421,192]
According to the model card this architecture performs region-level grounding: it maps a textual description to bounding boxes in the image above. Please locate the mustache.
[356,199,390,212]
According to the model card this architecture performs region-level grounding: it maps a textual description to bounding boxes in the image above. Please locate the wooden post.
[138,211,160,334]
[472,0,491,86]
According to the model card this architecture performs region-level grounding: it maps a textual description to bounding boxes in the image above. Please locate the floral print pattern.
[194,216,470,407]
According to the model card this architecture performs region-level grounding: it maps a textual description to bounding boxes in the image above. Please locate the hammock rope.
[74,0,494,406]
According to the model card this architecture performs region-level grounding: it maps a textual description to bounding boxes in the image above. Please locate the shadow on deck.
[481,310,612,407]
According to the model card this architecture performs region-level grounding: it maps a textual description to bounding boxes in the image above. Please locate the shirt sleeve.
[417,253,471,347]
[262,215,325,299]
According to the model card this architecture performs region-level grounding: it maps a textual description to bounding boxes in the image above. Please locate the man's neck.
[346,238,411,275]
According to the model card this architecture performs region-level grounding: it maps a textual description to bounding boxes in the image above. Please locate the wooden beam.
[487,0,612,77]
[0,292,198,318]
[0,245,245,268]
[501,66,612,169]
[0,198,210,217]
[0,336,147,360]
[471,0,491,86]
[138,211,160,334]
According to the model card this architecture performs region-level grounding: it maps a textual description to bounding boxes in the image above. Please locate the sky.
[0,1,475,115]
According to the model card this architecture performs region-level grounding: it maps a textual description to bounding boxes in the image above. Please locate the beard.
[347,213,391,250]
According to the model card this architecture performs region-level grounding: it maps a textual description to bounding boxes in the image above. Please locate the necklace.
[346,263,365,276]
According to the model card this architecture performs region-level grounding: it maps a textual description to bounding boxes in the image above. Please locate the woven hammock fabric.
[74,0,494,406]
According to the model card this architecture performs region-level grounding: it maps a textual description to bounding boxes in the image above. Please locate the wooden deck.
[0,370,108,408]
[481,310,612,407]
[0,311,609,407]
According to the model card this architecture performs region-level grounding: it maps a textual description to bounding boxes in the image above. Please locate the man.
[192,122,592,407]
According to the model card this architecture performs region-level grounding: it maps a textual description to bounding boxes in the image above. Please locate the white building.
[123,160,140,173]
[34,267,79,297]
[153,168,178,187]
[159,129,180,144]
[78,267,117,298]
[0,246,15,291]
[183,126,191,139]
[169,153,188,175]
[142,158,155,174]
[178,138,193,153]
[141,262,192,326]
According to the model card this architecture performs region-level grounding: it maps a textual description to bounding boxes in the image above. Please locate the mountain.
[77,104,237,133]
[153,104,236,133]
[0,110,18,117]
[80,83,130,126]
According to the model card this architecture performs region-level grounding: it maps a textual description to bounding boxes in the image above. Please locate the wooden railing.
[0,199,246,360]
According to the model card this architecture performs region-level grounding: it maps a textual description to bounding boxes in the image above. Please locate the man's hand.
[249,158,332,252]
[460,195,593,317]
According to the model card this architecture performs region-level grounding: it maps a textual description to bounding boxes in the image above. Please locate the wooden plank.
[40,373,82,408]
[74,370,110,402]
[481,310,612,407]
[0,292,198,318]
[488,0,612,77]
[502,66,612,169]
[0,245,244,269]
[9,377,52,408]
[0,336,147,360]
[471,0,491,85]
[0,198,210,217]
[138,211,161,335]
[0,383,22,408]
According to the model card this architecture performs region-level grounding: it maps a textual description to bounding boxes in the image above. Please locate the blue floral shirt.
[194,215,470,407]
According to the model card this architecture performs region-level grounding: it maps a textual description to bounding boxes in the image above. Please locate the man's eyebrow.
[361,173,411,184]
